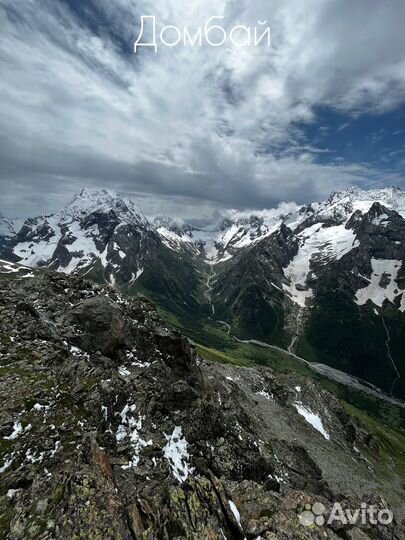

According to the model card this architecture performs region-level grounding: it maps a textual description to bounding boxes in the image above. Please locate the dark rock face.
[212,226,298,343]
[0,272,404,539]
[348,203,405,260]
[67,296,127,356]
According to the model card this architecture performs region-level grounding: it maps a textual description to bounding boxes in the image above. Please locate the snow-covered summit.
[154,215,203,256]
[281,186,405,307]
[61,188,149,227]
[154,216,194,237]
[9,189,151,273]
[315,186,405,220]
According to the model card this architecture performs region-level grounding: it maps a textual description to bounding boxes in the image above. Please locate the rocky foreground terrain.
[0,271,404,539]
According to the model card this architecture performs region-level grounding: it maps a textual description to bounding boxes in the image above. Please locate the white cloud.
[0,0,404,218]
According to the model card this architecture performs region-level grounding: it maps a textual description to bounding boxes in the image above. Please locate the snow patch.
[115,404,152,469]
[6,489,21,499]
[163,426,193,483]
[129,268,144,285]
[4,421,23,441]
[356,259,403,311]
[293,403,330,440]
[131,360,151,368]
[0,457,14,473]
[283,224,358,307]
[101,405,108,421]
[228,500,243,529]
[256,390,272,400]
[118,366,131,377]
[26,448,45,463]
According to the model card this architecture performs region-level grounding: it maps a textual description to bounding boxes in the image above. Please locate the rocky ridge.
[0,271,404,539]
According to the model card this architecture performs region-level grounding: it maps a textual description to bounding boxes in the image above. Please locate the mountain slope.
[210,188,405,399]
[0,270,404,539]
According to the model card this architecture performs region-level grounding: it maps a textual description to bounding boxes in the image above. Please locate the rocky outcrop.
[0,272,404,539]
[67,296,127,357]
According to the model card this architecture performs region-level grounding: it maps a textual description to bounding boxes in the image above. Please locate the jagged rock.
[0,272,404,539]
[67,296,127,356]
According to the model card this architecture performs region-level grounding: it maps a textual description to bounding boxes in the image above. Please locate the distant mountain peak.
[63,188,149,227]
[328,185,403,205]
[154,215,189,233]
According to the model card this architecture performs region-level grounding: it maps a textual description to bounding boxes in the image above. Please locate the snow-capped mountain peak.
[149,189,405,264]
[153,215,194,237]
[8,189,153,276]
[61,188,149,227]
[278,187,405,308]
[153,215,204,256]
[320,186,405,220]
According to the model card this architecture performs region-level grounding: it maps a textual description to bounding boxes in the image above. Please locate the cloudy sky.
[0,0,404,220]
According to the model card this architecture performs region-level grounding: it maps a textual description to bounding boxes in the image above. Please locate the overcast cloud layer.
[0,0,404,220]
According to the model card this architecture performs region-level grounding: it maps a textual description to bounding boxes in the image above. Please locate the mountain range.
[1,186,404,399]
